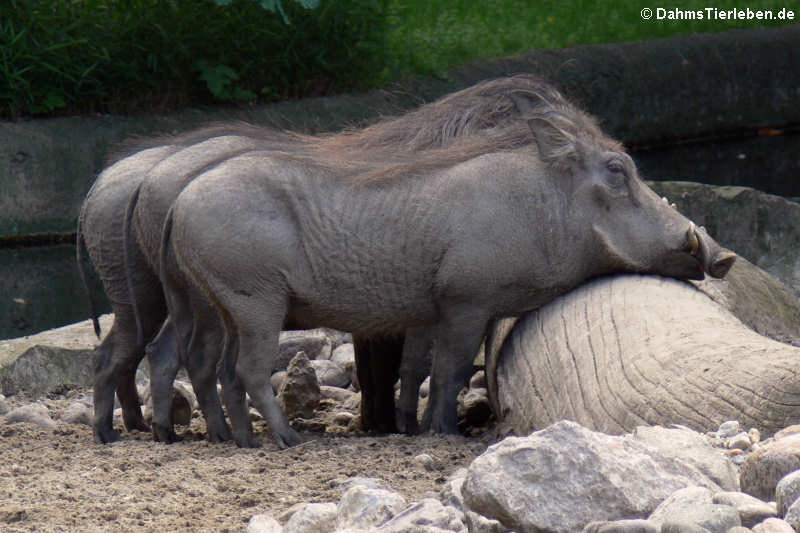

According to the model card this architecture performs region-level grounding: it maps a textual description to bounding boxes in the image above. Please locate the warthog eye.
[604,159,627,189]
[606,159,625,174]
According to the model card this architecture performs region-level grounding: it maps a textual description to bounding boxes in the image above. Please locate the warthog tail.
[76,207,102,338]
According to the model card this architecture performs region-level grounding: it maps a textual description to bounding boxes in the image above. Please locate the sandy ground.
[0,388,498,533]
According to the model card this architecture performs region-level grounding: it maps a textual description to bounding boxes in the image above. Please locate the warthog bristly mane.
[109,75,622,183]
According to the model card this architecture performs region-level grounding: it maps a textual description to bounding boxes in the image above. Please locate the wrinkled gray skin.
[131,132,406,446]
[77,146,177,444]
[129,134,266,446]
[163,114,736,443]
[79,126,405,446]
[95,128,403,446]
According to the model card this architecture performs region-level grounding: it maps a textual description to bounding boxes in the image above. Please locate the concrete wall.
[2,25,799,238]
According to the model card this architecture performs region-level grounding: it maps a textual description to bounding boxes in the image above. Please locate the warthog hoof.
[152,423,180,444]
[207,423,233,444]
[94,426,121,445]
[233,430,261,449]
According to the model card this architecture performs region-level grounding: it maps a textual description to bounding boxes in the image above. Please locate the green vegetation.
[0,0,389,118]
[386,0,794,78]
[0,0,793,118]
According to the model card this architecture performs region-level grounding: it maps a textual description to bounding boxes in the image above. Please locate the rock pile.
[4,307,800,531]
[239,420,800,533]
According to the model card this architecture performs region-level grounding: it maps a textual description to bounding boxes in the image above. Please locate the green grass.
[384,0,796,78]
[0,0,389,118]
[0,0,795,118]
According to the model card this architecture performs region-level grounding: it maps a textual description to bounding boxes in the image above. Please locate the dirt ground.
[0,388,499,533]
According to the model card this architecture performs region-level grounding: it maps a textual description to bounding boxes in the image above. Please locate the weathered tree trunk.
[487,259,800,437]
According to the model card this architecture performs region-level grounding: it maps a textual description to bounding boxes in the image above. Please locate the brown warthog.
[159,76,735,448]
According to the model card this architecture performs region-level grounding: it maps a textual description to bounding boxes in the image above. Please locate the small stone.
[320,386,356,404]
[749,429,761,445]
[777,470,800,517]
[278,329,333,369]
[718,421,741,439]
[246,513,283,533]
[413,453,441,472]
[331,343,355,368]
[4,403,56,429]
[752,517,795,533]
[740,434,800,501]
[310,359,350,389]
[283,502,337,533]
[331,412,354,427]
[729,432,753,451]
[278,352,321,420]
[376,498,467,532]
[464,509,506,533]
[660,520,712,533]
[60,401,92,426]
[583,519,658,533]
[336,485,407,530]
[784,502,800,532]
[712,491,777,528]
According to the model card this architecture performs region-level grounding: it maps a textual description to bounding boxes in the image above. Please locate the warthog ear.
[527,115,577,165]
[508,90,553,115]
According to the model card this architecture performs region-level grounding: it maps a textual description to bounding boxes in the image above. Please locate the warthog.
[83,73,552,445]
[158,75,735,448]
[78,126,404,445]
[141,76,586,445]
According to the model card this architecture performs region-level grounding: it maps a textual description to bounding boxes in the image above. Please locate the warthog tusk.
[688,221,699,256]
[661,196,678,210]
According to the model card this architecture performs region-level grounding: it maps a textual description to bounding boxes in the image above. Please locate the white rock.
[649,487,715,527]
[283,502,337,533]
[376,498,466,532]
[462,421,720,533]
[331,343,355,368]
[414,453,441,472]
[712,491,777,528]
[320,385,356,403]
[752,517,796,533]
[336,485,407,530]
[246,513,284,533]
[4,403,56,429]
[60,401,92,426]
[650,487,740,533]
[728,432,753,451]
[718,421,742,439]
[632,425,740,491]
[776,469,800,517]
[310,359,350,389]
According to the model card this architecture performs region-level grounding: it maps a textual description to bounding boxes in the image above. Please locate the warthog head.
[574,145,735,280]
[514,91,736,282]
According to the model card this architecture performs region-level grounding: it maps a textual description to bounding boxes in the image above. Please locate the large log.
[487,259,800,437]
